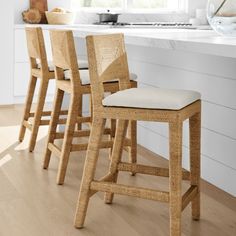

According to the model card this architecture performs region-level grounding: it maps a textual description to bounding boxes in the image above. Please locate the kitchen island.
[14,24,236,197]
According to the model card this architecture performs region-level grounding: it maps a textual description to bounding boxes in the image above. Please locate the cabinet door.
[14,63,30,96]
[14,63,55,97]
[15,29,28,63]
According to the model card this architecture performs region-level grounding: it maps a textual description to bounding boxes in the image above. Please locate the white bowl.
[45,11,75,25]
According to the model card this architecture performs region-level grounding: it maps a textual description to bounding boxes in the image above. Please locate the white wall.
[0,1,14,105]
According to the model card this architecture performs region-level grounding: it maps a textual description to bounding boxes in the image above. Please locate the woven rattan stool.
[74,34,201,236]
[18,27,88,152]
[43,30,137,185]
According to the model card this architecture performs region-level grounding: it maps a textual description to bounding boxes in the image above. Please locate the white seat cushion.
[37,59,89,71]
[64,70,138,85]
[102,87,201,110]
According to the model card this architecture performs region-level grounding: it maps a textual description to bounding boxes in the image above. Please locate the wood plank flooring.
[0,105,235,236]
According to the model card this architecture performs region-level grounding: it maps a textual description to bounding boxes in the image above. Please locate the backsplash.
[75,0,207,24]
[14,0,207,24]
[75,11,189,24]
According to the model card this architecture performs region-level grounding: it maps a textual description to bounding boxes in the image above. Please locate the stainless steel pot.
[97,10,120,23]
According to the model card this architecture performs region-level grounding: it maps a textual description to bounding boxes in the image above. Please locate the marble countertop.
[15,24,236,58]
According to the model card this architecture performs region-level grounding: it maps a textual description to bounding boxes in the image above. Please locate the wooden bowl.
[45,11,75,25]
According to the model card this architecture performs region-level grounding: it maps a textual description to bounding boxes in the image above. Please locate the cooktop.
[94,22,197,29]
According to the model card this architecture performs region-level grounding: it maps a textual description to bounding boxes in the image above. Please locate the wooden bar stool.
[18,27,89,152]
[43,30,137,185]
[74,34,201,236]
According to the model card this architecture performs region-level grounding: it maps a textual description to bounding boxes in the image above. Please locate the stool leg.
[109,119,116,159]
[105,119,129,204]
[57,94,82,185]
[190,112,201,220]
[109,92,116,159]
[89,94,93,120]
[43,88,64,169]
[29,78,49,152]
[169,121,183,236]
[19,75,37,142]
[77,94,83,131]
[128,120,137,175]
[87,95,93,131]
[74,118,106,228]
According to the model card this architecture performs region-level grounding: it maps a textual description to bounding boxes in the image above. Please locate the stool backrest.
[86,33,131,109]
[49,30,82,90]
[25,27,48,72]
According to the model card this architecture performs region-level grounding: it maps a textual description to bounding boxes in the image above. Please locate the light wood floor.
[0,105,235,236]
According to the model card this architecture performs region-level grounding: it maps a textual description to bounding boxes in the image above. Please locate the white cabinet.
[14,30,28,63]
[14,63,30,96]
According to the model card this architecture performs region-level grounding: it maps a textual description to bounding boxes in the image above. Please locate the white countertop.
[15,24,236,58]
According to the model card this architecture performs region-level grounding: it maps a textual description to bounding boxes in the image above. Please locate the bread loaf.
[51,7,66,13]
